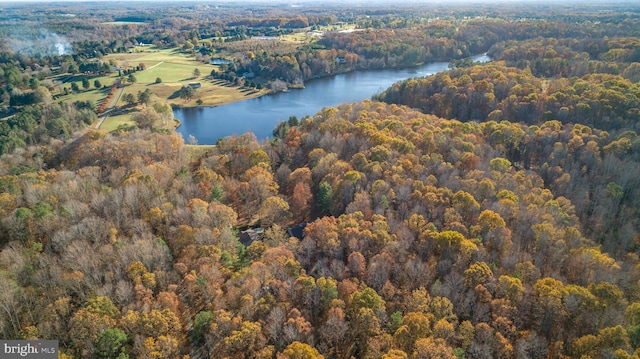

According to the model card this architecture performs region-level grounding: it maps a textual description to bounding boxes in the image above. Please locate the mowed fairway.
[99,113,134,132]
[103,48,213,84]
[53,73,118,105]
[86,47,266,130]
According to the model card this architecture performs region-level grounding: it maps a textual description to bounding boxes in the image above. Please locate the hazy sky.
[0,0,611,3]
[0,0,625,6]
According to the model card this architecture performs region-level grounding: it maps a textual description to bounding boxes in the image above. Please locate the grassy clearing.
[186,144,217,159]
[121,76,264,107]
[100,113,134,132]
[104,48,204,67]
[54,73,118,104]
[279,22,357,43]
[146,83,184,99]
[280,32,316,43]
[135,62,211,83]
[172,83,265,107]
[56,88,108,104]
[53,46,266,128]
[51,45,268,134]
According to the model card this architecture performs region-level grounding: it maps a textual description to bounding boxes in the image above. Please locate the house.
[188,83,202,89]
[239,227,264,247]
[287,222,307,240]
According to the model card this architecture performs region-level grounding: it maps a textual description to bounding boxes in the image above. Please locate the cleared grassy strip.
[186,144,217,158]
[181,85,264,107]
[104,48,204,66]
[155,81,265,107]
[54,72,120,107]
[56,86,112,104]
[100,113,134,132]
[280,32,315,43]
[134,62,211,83]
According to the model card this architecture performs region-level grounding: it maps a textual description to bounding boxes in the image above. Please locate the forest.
[2,1,640,359]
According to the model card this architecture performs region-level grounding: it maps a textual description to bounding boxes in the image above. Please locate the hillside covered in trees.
[2,1,640,359]
[3,97,640,358]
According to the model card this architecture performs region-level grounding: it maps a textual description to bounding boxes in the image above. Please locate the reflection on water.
[174,54,490,144]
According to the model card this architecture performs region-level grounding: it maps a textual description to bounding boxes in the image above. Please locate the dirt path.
[147,61,164,70]
[94,86,125,129]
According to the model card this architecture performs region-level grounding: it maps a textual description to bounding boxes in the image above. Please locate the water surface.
[175,54,490,144]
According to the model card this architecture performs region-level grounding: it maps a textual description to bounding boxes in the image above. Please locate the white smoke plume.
[8,29,72,56]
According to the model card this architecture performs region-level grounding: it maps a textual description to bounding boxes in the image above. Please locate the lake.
[174,54,490,144]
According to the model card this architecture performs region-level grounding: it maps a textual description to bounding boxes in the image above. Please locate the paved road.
[94,63,162,129]
[94,86,124,129]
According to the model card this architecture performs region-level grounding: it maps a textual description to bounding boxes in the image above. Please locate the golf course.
[54,46,265,131]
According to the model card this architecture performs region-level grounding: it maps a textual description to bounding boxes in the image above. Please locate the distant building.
[211,58,233,65]
[239,228,264,247]
[335,57,346,64]
[252,36,278,40]
[188,83,202,89]
[241,72,256,79]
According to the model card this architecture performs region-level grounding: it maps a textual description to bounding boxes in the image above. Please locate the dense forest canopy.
[1,1,640,359]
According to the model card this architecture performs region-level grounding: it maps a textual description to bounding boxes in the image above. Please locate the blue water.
[175,54,490,144]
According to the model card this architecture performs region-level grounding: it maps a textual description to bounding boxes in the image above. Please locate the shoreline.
[169,52,490,113]
[174,53,492,144]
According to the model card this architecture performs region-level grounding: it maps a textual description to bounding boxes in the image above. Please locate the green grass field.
[54,73,118,105]
[186,144,217,159]
[51,46,266,132]
[100,113,134,132]
[280,23,357,42]
[134,62,211,83]
[57,87,109,104]
[104,48,205,67]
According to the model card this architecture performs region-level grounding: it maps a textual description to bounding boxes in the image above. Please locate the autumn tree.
[279,341,324,359]
[132,109,160,129]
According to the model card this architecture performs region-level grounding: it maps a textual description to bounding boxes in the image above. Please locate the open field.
[103,47,206,67]
[280,32,316,43]
[56,86,111,104]
[52,46,266,131]
[279,22,357,42]
[185,144,217,158]
[117,78,263,107]
[100,113,134,132]
[134,62,211,83]
[53,73,118,105]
